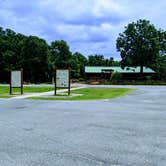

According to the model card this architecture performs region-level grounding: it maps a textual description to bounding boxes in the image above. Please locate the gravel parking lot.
[0,86,166,166]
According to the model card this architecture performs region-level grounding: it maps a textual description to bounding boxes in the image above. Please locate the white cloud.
[93,0,122,17]
[0,0,166,59]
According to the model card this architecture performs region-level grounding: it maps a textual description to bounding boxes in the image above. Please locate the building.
[85,66,156,81]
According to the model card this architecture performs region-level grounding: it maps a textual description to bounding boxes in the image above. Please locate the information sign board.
[11,71,22,87]
[10,69,23,95]
[56,70,69,88]
[55,69,70,95]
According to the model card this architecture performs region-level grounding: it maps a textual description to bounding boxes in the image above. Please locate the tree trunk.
[140,65,144,79]
[140,65,143,74]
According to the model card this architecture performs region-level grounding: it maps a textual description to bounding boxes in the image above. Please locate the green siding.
[85,66,155,73]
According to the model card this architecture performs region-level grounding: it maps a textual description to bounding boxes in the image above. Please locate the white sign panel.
[56,70,69,87]
[11,71,21,87]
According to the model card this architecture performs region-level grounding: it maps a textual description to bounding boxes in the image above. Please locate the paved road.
[0,86,166,166]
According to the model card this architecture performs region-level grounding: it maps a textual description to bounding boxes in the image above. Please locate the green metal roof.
[85,66,156,73]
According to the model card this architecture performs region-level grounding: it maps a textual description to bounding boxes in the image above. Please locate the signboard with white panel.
[10,69,23,95]
[56,70,69,88]
[11,71,22,87]
[55,69,70,95]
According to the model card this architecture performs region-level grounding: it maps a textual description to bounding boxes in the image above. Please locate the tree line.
[0,19,166,83]
[0,27,119,83]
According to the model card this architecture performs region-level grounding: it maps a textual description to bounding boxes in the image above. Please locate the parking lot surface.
[0,86,166,166]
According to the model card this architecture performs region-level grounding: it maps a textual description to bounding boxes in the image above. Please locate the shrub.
[78,78,85,82]
[145,76,152,81]
[110,72,122,84]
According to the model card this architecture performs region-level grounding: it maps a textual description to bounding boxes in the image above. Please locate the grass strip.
[0,86,54,98]
[29,88,136,100]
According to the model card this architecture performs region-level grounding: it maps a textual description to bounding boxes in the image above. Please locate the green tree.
[116,19,160,74]
[0,27,25,82]
[1,50,16,71]
[159,55,166,80]
[88,55,106,66]
[70,52,88,79]
[20,36,49,82]
[107,57,120,66]
[49,40,72,69]
[150,55,166,80]
[88,55,120,66]
[158,29,166,55]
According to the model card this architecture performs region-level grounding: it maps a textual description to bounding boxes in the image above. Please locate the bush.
[145,76,152,81]
[78,78,85,82]
[110,72,122,84]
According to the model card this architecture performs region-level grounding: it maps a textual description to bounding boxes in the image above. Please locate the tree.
[106,57,120,66]
[116,19,160,74]
[158,29,166,56]
[88,55,106,66]
[110,72,122,84]
[70,52,88,79]
[20,36,49,82]
[1,50,16,71]
[88,55,120,67]
[0,27,25,82]
[49,40,72,69]
[158,55,166,80]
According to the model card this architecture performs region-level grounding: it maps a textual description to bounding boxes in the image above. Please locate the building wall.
[85,72,157,82]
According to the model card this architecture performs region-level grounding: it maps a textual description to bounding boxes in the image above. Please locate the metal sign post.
[10,69,23,95]
[55,69,70,96]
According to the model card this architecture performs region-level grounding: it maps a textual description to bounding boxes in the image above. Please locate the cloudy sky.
[0,0,166,59]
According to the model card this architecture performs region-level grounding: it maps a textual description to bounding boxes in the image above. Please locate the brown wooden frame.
[55,69,70,96]
[10,69,23,95]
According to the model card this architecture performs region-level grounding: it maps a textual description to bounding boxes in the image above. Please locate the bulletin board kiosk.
[55,69,70,96]
[10,69,23,95]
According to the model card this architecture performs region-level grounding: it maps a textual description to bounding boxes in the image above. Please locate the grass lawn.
[30,88,135,100]
[0,86,54,98]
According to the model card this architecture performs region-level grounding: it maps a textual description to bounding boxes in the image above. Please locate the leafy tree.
[70,52,88,79]
[112,60,120,66]
[116,19,160,74]
[107,57,120,66]
[0,27,25,82]
[88,55,106,66]
[48,40,72,82]
[20,36,49,82]
[1,50,16,71]
[49,40,72,69]
[150,55,166,80]
[88,55,120,66]
[159,55,166,80]
[158,29,166,55]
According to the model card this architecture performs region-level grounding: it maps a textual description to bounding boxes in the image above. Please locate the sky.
[0,0,166,60]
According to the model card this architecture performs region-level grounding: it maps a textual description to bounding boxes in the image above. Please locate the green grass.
[0,95,13,98]
[0,86,54,98]
[23,86,54,92]
[30,88,135,100]
[0,86,54,94]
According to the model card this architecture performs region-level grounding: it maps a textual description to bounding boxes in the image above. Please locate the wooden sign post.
[10,69,23,95]
[55,69,70,96]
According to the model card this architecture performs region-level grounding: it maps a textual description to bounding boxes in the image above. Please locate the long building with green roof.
[85,66,156,81]
[85,66,155,74]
